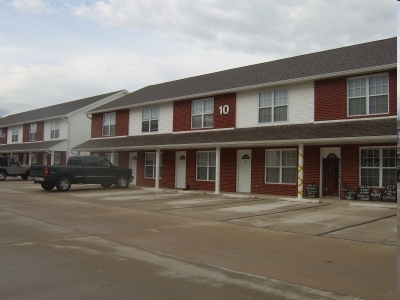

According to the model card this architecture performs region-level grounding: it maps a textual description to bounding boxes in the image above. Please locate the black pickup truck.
[30,156,133,191]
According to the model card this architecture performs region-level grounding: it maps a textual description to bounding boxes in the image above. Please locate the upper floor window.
[192,98,213,129]
[348,74,388,116]
[142,107,159,132]
[12,127,19,142]
[29,123,37,141]
[145,152,162,178]
[259,89,288,123]
[102,112,116,136]
[265,149,297,184]
[196,151,216,181]
[360,147,396,187]
[50,121,60,139]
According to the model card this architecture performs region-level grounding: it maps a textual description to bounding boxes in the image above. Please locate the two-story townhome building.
[73,38,396,200]
[0,90,128,166]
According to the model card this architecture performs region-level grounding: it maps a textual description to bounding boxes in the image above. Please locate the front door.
[129,152,137,185]
[175,151,186,189]
[322,158,339,196]
[237,150,251,193]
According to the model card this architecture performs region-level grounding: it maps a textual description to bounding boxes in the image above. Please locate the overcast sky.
[0,0,397,117]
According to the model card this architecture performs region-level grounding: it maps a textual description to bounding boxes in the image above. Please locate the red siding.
[37,122,44,141]
[315,70,397,121]
[173,93,236,132]
[91,110,129,138]
[23,124,29,142]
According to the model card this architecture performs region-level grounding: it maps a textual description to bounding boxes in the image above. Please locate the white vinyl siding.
[129,103,173,136]
[236,82,314,128]
[43,119,67,141]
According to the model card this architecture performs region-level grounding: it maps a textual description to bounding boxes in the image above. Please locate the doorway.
[322,158,340,196]
[236,150,251,193]
[175,151,186,189]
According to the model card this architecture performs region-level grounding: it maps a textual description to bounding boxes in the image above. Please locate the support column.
[50,151,54,165]
[155,149,160,189]
[215,147,221,194]
[297,144,304,199]
[28,152,32,165]
[110,150,115,165]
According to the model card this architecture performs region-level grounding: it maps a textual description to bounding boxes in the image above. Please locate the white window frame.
[359,147,397,187]
[259,89,288,123]
[142,107,159,133]
[196,151,216,181]
[144,152,162,179]
[12,127,19,143]
[31,153,38,165]
[347,73,389,116]
[105,153,119,166]
[191,98,214,129]
[54,153,61,165]
[29,123,37,141]
[50,121,60,139]
[265,149,297,184]
[102,112,116,136]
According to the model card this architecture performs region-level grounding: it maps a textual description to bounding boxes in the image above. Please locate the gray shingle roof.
[90,37,396,113]
[0,91,124,127]
[0,140,66,152]
[73,118,396,151]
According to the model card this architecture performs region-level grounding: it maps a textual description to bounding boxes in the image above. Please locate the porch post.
[215,147,221,194]
[297,144,304,199]
[155,148,160,189]
[110,150,115,164]
[28,152,32,165]
[50,151,54,165]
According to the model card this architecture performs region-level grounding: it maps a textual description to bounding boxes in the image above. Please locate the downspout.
[62,116,70,161]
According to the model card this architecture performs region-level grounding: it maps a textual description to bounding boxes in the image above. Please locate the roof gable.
[90,37,396,113]
[0,90,124,127]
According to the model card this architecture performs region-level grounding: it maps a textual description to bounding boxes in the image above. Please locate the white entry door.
[129,152,137,185]
[175,151,187,189]
[237,150,251,193]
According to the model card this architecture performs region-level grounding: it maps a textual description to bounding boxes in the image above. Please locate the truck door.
[9,158,20,175]
[95,157,115,184]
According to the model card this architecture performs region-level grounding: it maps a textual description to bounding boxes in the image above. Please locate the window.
[192,98,214,128]
[265,149,297,184]
[105,153,119,166]
[31,154,37,165]
[51,121,60,139]
[348,74,388,116]
[142,107,159,132]
[259,89,288,123]
[29,123,37,141]
[360,148,396,186]
[196,151,216,181]
[145,152,162,178]
[12,127,19,142]
[102,112,116,136]
[54,153,61,165]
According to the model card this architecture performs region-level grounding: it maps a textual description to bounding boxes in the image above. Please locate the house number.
[219,105,230,115]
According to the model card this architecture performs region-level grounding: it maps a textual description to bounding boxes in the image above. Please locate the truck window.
[0,158,7,166]
[97,158,111,167]
[67,158,82,166]
[84,157,97,167]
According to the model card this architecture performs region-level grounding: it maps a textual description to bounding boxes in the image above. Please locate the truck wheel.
[116,175,129,189]
[101,183,113,188]
[41,183,55,191]
[0,170,7,181]
[56,176,71,192]
[20,174,28,180]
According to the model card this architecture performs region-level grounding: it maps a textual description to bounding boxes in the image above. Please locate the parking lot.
[0,179,397,299]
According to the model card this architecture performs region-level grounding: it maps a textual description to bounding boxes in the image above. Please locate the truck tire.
[41,183,55,191]
[0,170,7,181]
[116,175,129,189]
[20,171,29,180]
[56,176,71,192]
[101,183,113,188]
